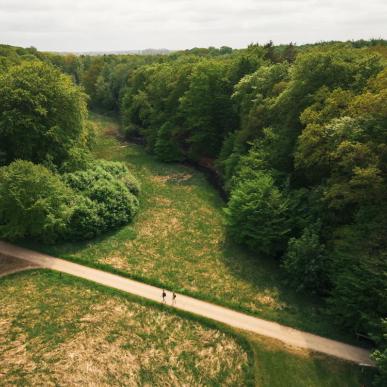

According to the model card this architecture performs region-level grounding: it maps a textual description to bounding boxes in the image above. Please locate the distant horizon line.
[2,37,386,55]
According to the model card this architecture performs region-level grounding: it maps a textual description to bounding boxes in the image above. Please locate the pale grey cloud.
[0,0,385,51]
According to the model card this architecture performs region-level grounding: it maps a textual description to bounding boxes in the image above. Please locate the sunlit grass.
[0,270,250,386]
[0,270,374,387]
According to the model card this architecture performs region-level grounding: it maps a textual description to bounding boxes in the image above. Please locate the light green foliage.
[95,159,141,195]
[0,160,72,242]
[296,114,384,210]
[0,61,89,167]
[63,162,139,240]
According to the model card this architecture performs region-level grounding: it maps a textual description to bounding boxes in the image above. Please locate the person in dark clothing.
[162,289,166,303]
[172,291,176,305]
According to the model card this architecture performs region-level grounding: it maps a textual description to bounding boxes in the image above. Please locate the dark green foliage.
[0,50,142,245]
[154,122,184,162]
[328,206,387,337]
[0,61,89,167]
[89,178,138,226]
[66,196,104,240]
[372,320,387,387]
[95,159,129,177]
[282,225,328,293]
[179,59,237,158]
[0,161,72,242]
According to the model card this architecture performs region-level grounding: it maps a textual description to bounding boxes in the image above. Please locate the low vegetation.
[248,334,374,387]
[0,270,373,386]
[0,270,250,386]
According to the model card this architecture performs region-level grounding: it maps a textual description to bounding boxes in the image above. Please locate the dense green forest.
[0,40,386,384]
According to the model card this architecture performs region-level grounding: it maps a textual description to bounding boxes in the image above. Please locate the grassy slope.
[0,270,373,386]
[35,115,359,343]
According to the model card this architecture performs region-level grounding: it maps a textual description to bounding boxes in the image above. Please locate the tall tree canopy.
[0,61,89,167]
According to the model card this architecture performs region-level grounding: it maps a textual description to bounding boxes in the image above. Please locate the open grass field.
[0,270,251,386]
[0,270,374,386]
[33,114,359,343]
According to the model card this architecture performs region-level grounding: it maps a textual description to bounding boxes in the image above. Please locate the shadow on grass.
[217,235,365,344]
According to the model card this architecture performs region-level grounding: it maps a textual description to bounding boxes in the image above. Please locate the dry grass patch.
[151,173,193,185]
[0,271,249,386]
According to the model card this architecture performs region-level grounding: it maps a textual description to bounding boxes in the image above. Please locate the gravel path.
[0,240,373,366]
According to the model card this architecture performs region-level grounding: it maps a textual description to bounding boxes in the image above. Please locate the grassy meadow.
[0,270,374,386]
[0,270,251,386]
[248,334,374,387]
[33,115,360,343]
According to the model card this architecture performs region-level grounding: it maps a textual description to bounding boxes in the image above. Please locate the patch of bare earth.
[0,255,37,277]
[151,173,193,185]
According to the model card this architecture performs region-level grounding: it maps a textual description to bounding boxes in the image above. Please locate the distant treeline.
[0,40,386,384]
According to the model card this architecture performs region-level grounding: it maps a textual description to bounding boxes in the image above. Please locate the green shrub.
[62,167,111,192]
[282,225,328,293]
[120,173,141,196]
[0,160,73,242]
[225,171,290,256]
[95,160,129,177]
[88,178,139,228]
[94,160,141,195]
[66,196,104,240]
[63,165,139,240]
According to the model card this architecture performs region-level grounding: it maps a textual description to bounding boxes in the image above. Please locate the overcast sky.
[0,0,386,52]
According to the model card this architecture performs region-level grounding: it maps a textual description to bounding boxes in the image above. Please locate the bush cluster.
[63,161,139,240]
[0,160,140,243]
[0,61,140,244]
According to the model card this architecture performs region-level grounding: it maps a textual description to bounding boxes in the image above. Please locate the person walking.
[162,289,166,303]
[172,291,176,306]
